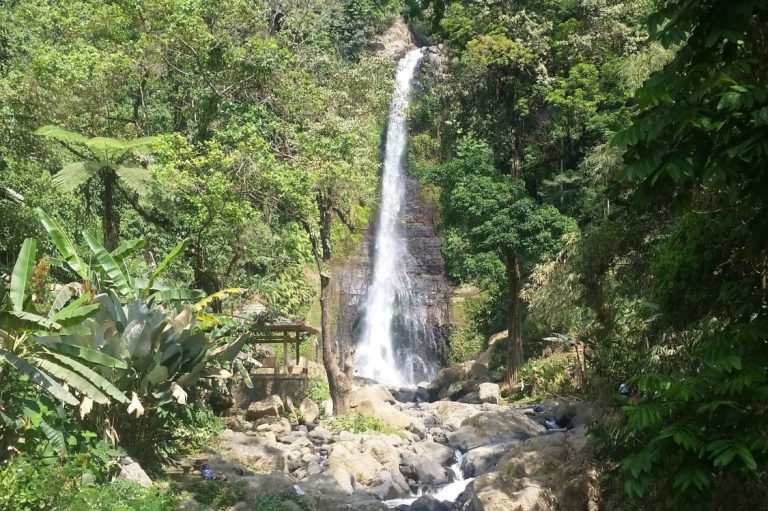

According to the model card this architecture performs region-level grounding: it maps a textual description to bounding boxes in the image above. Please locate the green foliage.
[513,351,580,400]
[325,413,402,437]
[252,492,314,511]
[189,480,246,509]
[304,377,331,405]
[0,453,175,511]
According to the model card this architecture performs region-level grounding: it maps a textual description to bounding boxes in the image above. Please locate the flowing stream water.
[355,48,435,386]
[383,450,476,508]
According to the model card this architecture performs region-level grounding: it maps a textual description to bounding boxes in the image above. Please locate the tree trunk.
[320,272,353,415]
[505,249,523,385]
[101,168,120,251]
[311,196,354,416]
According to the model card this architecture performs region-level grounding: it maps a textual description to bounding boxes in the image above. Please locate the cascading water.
[355,48,437,386]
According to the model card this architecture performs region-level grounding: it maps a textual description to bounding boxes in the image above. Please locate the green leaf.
[115,163,153,196]
[208,334,249,363]
[111,239,146,264]
[36,208,88,279]
[49,285,78,318]
[53,162,100,192]
[40,419,67,455]
[7,311,62,331]
[83,230,133,297]
[35,125,89,145]
[145,240,187,292]
[35,357,111,405]
[36,337,127,369]
[43,352,129,404]
[150,288,206,303]
[51,293,100,326]
[0,347,78,405]
[10,238,36,312]
[235,359,253,389]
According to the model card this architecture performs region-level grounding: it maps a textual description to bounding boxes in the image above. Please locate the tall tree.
[35,127,159,251]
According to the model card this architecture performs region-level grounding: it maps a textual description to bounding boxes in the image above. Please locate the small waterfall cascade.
[383,450,476,508]
[355,48,437,386]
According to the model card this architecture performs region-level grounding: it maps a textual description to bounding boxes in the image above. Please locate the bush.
[304,377,331,405]
[252,492,314,511]
[0,455,177,511]
[325,413,402,437]
[511,351,580,401]
[189,480,246,509]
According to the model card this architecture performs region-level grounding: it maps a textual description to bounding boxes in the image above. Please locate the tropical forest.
[0,0,766,510]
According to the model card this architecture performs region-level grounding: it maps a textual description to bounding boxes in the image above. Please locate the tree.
[35,126,159,251]
[431,138,576,383]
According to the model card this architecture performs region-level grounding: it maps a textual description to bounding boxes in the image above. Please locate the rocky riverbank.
[179,381,599,511]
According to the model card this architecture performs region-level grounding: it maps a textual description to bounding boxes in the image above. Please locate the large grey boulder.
[447,410,545,451]
[357,399,425,433]
[300,398,320,424]
[478,383,501,404]
[245,394,284,421]
[461,442,519,477]
[327,437,410,499]
[350,385,397,408]
[399,441,455,485]
[410,495,452,511]
[118,457,152,487]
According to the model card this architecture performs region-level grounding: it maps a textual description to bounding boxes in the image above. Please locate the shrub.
[511,351,580,401]
[252,492,314,511]
[304,377,331,405]
[189,480,246,509]
[325,413,402,437]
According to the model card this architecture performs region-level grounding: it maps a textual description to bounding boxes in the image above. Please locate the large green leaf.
[49,285,78,318]
[35,337,127,369]
[36,208,88,279]
[208,334,249,363]
[35,357,111,405]
[7,311,62,331]
[115,163,153,196]
[0,347,78,405]
[53,162,100,192]
[83,231,133,297]
[35,125,89,145]
[151,288,206,303]
[10,238,36,312]
[51,293,100,326]
[40,419,67,455]
[145,239,187,292]
[112,239,146,264]
[43,352,129,404]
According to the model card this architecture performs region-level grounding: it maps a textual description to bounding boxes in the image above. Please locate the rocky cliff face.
[332,171,452,382]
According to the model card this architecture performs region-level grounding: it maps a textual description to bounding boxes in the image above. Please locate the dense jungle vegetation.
[0,0,766,509]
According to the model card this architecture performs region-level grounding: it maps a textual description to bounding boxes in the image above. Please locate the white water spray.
[355,48,428,385]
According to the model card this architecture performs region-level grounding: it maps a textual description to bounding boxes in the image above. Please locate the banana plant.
[35,207,205,304]
[0,240,129,423]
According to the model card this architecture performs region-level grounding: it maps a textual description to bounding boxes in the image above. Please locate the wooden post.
[295,332,301,365]
[282,331,288,373]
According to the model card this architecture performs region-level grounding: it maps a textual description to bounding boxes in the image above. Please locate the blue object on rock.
[201,465,214,480]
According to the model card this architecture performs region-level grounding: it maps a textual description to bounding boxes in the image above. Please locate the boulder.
[245,395,284,421]
[399,441,455,485]
[221,431,286,473]
[430,401,487,432]
[478,383,500,405]
[327,438,410,499]
[457,392,482,404]
[461,442,519,477]
[462,473,558,511]
[447,410,545,451]
[118,457,152,487]
[350,385,397,408]
[300,398,320,424]
[357,399,425,433]
[410,495,452,511]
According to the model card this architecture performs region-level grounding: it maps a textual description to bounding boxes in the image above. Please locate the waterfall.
[355,48,435,386]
